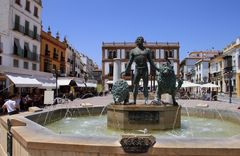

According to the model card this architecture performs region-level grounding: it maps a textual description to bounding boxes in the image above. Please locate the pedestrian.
[2,94,20,115]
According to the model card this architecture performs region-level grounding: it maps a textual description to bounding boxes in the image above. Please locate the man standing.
[2,95,20,115]
[124,36,159,104]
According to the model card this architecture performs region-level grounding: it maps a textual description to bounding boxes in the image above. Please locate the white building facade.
[102,41,180,91]
[0,0,42,92]
[0,0,42,70]
[194,59,210,84]
[180,51,220,82]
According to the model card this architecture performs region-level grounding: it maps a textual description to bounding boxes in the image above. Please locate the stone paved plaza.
[46,94,240,113]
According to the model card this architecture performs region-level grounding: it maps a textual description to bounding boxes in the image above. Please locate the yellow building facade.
[40,29,67,74]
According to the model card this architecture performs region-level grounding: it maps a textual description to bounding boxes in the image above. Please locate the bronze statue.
[156,61,183,105]
[123,36,158,104]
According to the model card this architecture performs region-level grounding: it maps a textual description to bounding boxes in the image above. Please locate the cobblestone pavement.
[47,94,240,112]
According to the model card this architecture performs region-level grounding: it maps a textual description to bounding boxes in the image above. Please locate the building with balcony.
[40,28,67,75]
[102,41,180,91]
[180,51,220,81]
[80,54,97,80]
[209,54,224,92]
[65,41,84,78]
[0,0,42,92]
[223,37,240,96]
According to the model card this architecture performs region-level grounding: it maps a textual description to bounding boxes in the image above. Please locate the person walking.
[2,94,20,115]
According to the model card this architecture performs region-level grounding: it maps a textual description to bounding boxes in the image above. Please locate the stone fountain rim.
[0,106,240,154]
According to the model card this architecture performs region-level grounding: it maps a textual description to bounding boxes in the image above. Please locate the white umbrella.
[201,83,219,88]
[181,81,201,88]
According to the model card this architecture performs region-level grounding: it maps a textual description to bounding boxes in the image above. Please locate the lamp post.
[52,69,60,98]
[228,71,232,103]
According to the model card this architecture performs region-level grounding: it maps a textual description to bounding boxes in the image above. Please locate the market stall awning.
[6,73,42,87]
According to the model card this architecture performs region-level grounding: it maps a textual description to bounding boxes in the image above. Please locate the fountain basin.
[107,104,181,130]
[0,106,240,156]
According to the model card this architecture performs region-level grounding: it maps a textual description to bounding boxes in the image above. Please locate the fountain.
[1,37,240,155]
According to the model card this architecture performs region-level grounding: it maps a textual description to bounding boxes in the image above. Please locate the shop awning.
[36,77,57,89]
[86,82,97,88]
[57,78,77,86]
[106,80,157,86]
[74,78,86,87]
[6,73,42,87]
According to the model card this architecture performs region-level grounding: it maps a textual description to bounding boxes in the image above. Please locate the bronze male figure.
[123,36,159,104]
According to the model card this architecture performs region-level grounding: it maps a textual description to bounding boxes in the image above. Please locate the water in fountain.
[45,115,240,138]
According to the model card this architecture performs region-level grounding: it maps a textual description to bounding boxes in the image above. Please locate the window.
[33,25,37,39]
[14,38,20,55]
[25,20,29,35]
[53,48,58,60]
[34,6,38,17]
[164,50,168,59]
[151,51,155,59]
[25,0,30,12]
[24,42,29,58]
[24,62,28,69]
[113,51,117,58]
[0,36,2,53]
[14,15,20,30]
[32,63,36,70]
[45,44,49,55]
[13,59,19,67]
[169,50,174,58]
[15,0,21,6]
[125,51,130,59]
[33,45,37,53]
[32,45,37,60]
[108,51,113,59]
[109,64,113,76]
[0,56,2,65]
[238,55,240,69]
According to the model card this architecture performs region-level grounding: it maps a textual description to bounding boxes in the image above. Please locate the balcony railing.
[0,42,3,53]
[13,24,40,41]
[13,47,39,61]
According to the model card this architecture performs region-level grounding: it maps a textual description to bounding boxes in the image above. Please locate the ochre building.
[40,28,67,74]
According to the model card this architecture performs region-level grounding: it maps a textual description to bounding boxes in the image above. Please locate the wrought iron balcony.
[13,24,40,41]
[13,47,39,61]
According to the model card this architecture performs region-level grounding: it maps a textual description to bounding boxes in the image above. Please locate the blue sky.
[42,0,240,67]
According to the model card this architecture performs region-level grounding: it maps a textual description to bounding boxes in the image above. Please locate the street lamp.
[223,55,233,103]
[229,72,233,103]
[52,69,60,98]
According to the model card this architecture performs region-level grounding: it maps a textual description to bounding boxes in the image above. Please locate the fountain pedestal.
[107,104,181,130]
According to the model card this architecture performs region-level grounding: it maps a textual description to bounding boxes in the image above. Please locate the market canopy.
[201,83,219,88]
[6,73,42,87]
